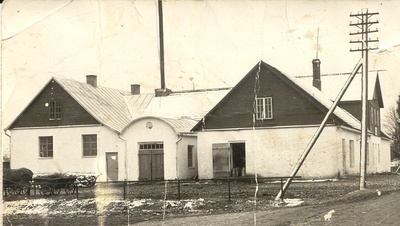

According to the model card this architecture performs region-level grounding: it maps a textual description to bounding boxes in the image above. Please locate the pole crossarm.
[349,8,379,190]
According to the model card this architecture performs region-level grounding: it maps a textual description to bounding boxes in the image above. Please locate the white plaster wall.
[339,128,361,176]
[197,126,344,179]
[379,138,391,173]
[10,126,125,182]
[123,118,179,180]
[176,136,197,179]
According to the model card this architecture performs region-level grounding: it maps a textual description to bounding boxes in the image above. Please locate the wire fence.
[3,176,300,201]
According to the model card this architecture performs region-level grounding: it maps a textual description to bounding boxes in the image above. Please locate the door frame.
[106,152,118,181]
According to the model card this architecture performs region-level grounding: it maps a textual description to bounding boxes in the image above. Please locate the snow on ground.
[284,198,304,207]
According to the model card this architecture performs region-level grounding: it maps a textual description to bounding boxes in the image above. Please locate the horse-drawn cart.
[33,176,77,196]
[3,168,33,196]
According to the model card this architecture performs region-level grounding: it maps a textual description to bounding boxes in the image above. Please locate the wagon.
[33,176,77,196]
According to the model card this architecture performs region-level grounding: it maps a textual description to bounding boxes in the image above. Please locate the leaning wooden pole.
[275,59,363,201]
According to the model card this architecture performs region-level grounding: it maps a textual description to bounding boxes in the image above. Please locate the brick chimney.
[312,59,321,90]
[155,88,172,97]
[131,84,140,95]
[86,75,97,87]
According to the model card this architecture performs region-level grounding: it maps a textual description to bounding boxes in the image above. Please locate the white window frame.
[256,97,273,120]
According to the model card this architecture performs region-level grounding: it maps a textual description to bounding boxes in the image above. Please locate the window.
[39,136,53,158]
[256,97,273,120]
[49,101,62,120]
[188,145,194,168]
[349,140,355,168]
[83,135,97,156]
[139,143,163,150]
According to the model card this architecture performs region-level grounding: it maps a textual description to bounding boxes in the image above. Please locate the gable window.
[49,101,62,120]
[256,97,273,120]
[83,134,97,156]
[39,136,53,158]
[188,145,194,168]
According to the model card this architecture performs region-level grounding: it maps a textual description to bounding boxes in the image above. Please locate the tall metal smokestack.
[312,59,321,90]
[158,0,165,90]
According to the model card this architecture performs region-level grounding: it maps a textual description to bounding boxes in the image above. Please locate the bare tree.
[384,95,400,159]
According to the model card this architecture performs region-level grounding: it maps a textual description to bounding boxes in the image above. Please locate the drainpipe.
[118,133,128,181]
[175,135,182,179]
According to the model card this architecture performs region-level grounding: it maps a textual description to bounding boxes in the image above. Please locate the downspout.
[118,133,128,180]
[175,134,182,179]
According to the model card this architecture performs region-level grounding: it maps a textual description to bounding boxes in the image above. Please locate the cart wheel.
[40,185,53,196]
[21,186,31,196]
[65,182,76,195]
[7,186,20,196]
[52,187,61,195]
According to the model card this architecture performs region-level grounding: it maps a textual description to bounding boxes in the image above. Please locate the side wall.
[177,136,198,179]
[197,126,341,179]
[10,126,124,182]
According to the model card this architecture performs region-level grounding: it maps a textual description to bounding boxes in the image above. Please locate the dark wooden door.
[106,152,118,181]
[139,149,164,180]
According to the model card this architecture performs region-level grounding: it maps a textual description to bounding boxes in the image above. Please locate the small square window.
[39,136,53,158]
[83,134,97,156]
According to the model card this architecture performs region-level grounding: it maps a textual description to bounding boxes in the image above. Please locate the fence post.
[76,183,79,200]
[280,177,284,201]
[228,178,231,201]
[177,179,181,200]
[123,179,127,200]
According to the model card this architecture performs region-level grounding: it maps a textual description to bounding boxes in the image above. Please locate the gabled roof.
[5,77,133,133]
[296,72,384,107]
[192,61,361,131]
[54,77,133,132]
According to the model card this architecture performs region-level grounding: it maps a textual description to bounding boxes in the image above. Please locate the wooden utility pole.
[350,9,379,190]
[275,59,363,201]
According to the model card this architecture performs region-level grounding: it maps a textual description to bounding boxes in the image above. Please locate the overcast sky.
[2,0,400,128]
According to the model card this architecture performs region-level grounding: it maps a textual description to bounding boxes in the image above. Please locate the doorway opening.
[231,143,246,177]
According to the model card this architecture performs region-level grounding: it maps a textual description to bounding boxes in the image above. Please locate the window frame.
[39,136,53,158]
[349,140,355,168]
[49,100,62,120]
[188,145,195,168]
[256,97,273,120]
[82,134,97,157]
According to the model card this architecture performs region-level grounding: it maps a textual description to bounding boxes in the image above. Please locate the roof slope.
[296,72,384,107]
[54,77,133,132]
[124,89,230,121]
[193,61,361,131]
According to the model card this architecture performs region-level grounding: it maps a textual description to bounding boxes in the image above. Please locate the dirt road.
[135,189,400,226]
